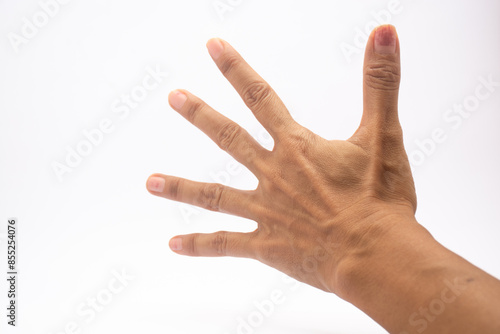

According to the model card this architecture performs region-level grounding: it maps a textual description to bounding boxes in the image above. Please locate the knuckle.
[282,128,314,156]
[243,81,272,110]
[219,54,241,75]
[168,178,182,199]
[187,234,198,255]
[364,62,401,91]
[185,100,204,123]
[217,122,242,151]
[381,126,404,146]
[212,232,228,256]
[241,142,258,161]
[200,183,225,211]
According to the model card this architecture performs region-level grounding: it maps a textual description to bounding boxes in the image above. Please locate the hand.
[146,24,416,293]
[147,25,500,334]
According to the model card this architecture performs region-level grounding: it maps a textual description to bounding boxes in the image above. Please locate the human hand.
[146,24,500,334]
[146,25,418,294]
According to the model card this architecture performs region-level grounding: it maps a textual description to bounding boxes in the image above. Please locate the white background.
[1,0,499,333]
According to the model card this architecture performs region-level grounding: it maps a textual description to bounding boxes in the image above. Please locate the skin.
[146,25,500,333]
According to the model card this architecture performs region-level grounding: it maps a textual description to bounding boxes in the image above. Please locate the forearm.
[333,214,500,334]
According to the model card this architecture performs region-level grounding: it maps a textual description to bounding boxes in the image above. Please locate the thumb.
[361,24,401,131]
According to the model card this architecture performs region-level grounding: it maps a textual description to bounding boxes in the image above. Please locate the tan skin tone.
[146,25,500,333]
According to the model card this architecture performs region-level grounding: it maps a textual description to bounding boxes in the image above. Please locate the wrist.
[328,205,438,299]
[327,207,500,334]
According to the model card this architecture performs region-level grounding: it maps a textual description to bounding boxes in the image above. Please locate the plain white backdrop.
[1,0,499,333]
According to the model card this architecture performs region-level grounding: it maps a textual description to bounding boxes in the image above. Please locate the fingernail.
[147,176,165,193]
[374,25,397,54]
[169,90,187,110]
[206,38,224,60]
[169,237,182,251]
